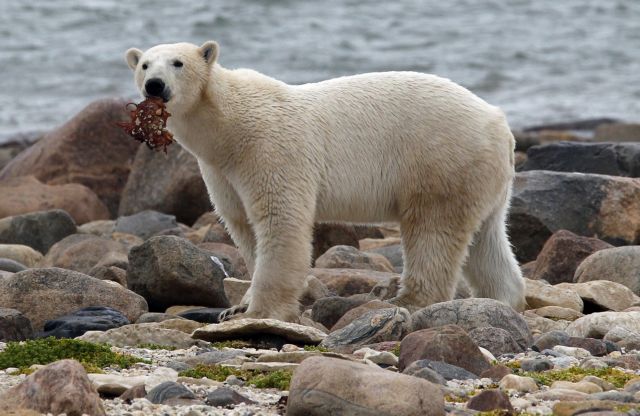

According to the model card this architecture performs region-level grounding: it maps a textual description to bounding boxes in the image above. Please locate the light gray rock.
[288,356,444,416]
[556,280,640,312]
[411,298,532,350]
[575,246,640,296]
[566,311,640,338]
[77,323,206,348]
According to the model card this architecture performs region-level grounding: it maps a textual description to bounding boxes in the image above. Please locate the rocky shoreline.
[1,98,640,415]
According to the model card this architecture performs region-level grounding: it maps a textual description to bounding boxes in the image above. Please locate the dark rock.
[575,246,640,296]
[0,308,34,341]
[522,142,640,177]
[119,143,210,226]
[114,210,178,241]
[146,381,195,405]
[480,365,512,381]
[288,356,445,416]
[177,307,226,324]
[311,296,366,328]
[0,359,105,415]
[411,298,532,350]
[0,209,77,254]
[565,337,608,357]
[523,118,618,132]
[398,325,489,375]
[205,387,256,408]
[466,389,514,413]
[520,358,553,372]
[119,384,147,404]
[366,244,403,270]
[0,98,141,216]
[0,258,27,272]
[320,308,409,352]
[199,242,248,279]
[127,235,229,311]
[402,359,478,381]
[0,268,148,330]
[311,223,360,262]
[530,230,612,285]
[39,306,129,338]
[510,171,640,252]
[468,326,524,356]
[533,330,571,352]
[508,211,552,263]
[0,176,109,226]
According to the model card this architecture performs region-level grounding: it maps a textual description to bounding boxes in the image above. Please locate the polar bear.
[125,41,525,322]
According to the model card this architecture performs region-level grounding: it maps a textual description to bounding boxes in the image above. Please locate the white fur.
[126,41,526,321]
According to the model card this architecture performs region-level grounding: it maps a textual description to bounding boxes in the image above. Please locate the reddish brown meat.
[117,97,174,153]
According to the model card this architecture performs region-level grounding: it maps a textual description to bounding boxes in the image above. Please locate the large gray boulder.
[127,236,229,311]
[411,298,532,350]
[509,171,640,262]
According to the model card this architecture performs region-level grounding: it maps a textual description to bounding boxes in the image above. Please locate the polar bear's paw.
[218,304,248,322]
[388,295,425,314]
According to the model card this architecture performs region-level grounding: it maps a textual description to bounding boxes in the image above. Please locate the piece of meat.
[117,97,174,153]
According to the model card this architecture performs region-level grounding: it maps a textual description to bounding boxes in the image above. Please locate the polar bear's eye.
[173,60,183,68]
[142,63,148,70]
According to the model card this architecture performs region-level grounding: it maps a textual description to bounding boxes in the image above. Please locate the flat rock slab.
[192,318,327,344]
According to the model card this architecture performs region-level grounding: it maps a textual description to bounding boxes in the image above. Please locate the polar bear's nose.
[145,78,165,97]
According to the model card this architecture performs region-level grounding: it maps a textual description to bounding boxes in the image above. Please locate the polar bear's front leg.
[237,181,316,322]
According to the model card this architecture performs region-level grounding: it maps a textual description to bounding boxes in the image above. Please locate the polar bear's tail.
[463,186,526,311]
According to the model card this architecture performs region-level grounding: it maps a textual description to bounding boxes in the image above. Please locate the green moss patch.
[136,343,177,351]
[303,345,329,353]
[0,337,148,374]
[179,364,292,390]
[514,366,636,388]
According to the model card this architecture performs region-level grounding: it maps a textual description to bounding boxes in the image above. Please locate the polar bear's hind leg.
[390,198,475,312]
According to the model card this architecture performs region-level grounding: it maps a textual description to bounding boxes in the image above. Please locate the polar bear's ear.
[125,48,143,70]
[199,41,219,65]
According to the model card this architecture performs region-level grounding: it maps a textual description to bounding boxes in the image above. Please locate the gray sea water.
[1,0,639,142]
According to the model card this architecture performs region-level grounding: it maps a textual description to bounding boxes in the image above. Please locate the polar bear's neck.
[169,64,290,170]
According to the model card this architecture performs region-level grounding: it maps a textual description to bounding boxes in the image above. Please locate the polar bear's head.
[125,41,218,114]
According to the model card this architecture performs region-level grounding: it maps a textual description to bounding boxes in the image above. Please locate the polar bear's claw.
[218,304,248,322]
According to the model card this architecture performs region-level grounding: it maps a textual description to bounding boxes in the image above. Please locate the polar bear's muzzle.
[145,78,171,102]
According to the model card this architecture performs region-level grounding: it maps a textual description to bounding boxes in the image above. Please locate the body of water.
[1,0,639,142]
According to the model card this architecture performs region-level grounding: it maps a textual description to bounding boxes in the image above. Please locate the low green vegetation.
[391,343,401,357]
[0,337,148,374]
[179,364,292,390]
[210,340,254,349]
[512,364,637,388]
[136,343,177,351]
[303,345,329,352]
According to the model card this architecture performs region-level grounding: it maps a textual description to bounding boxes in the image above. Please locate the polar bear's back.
[289,72,515,222]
